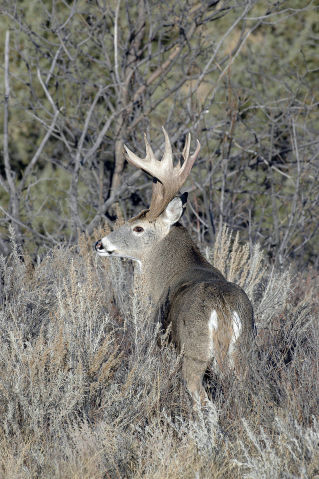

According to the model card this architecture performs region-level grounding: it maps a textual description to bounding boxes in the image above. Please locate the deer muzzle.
[95,239,117,256]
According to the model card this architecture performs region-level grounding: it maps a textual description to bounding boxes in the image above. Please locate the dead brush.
[0,225,318,478]
[207,224,264,299]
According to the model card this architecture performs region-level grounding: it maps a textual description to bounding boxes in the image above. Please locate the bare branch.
[86,170,142,234]
[278,119,301,262]
[37,68,59,113]
[132,45,182,104]
[3,31,13,194]
[82,112,117,164]
[0,206,55,243]
[192,3,251,94]
[3,30,21,239]
[114,0,121,85]
[45,46,62,85]
[18,109,60,195]
[69,87,104,235]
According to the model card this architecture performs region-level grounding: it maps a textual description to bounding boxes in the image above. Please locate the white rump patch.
[228,311,242,365]
[208,310,218,357]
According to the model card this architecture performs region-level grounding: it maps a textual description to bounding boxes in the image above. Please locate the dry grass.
[0,226,318,478]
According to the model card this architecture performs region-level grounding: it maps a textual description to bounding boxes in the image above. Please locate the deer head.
[95,127,201,262]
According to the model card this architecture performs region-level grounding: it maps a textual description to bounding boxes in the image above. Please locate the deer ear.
[161,196,185,225]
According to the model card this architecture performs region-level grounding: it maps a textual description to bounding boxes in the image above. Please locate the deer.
[95,128,255,404]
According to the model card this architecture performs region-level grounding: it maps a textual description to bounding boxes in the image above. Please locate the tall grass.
[0,226,318,478]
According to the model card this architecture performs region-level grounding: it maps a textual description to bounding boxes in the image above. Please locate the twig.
[37,68,59,113]
[278,119,301,262]
[3,31,21,239]
[192,4,251,94]
[69,87,104,233]
[57,30,74,61]
[86,170,141,234]
[82,113,117,164]
[132,45,181,103]
[18,109,60,195]
[3,31,14,195]
[114,0,121,85]
[75,87,103,169]
[46,46,62,85]
[0,206,54,243]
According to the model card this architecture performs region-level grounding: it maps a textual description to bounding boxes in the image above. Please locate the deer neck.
[137,224,222,306]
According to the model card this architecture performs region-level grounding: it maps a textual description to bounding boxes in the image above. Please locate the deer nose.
[95,240,104,251]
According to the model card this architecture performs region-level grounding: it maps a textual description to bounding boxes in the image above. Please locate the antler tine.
[124,144,147,171]
[179,138,201,181]
[124,129,200,221]
[147,132,201,220]
[143,133,157,163]
[124,134,159,178]
[182,133,191,162]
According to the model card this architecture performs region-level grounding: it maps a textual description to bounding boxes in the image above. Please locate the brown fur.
[140,225,254,402]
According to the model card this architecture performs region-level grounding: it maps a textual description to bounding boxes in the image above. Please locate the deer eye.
[133,226,144,233]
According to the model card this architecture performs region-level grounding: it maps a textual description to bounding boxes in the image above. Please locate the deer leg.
[182,356,209,405]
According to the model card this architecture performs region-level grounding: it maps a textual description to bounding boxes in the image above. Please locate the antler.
[124,127,201,220]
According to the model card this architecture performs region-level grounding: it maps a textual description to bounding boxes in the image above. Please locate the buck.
[95,128,254,403]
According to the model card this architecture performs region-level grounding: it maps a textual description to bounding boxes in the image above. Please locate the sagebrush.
[0,227,318,478]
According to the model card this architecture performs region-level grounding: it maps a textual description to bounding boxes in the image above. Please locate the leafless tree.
[1,0,318,267]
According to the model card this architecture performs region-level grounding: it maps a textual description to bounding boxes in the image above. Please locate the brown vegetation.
[0,226,318,478]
